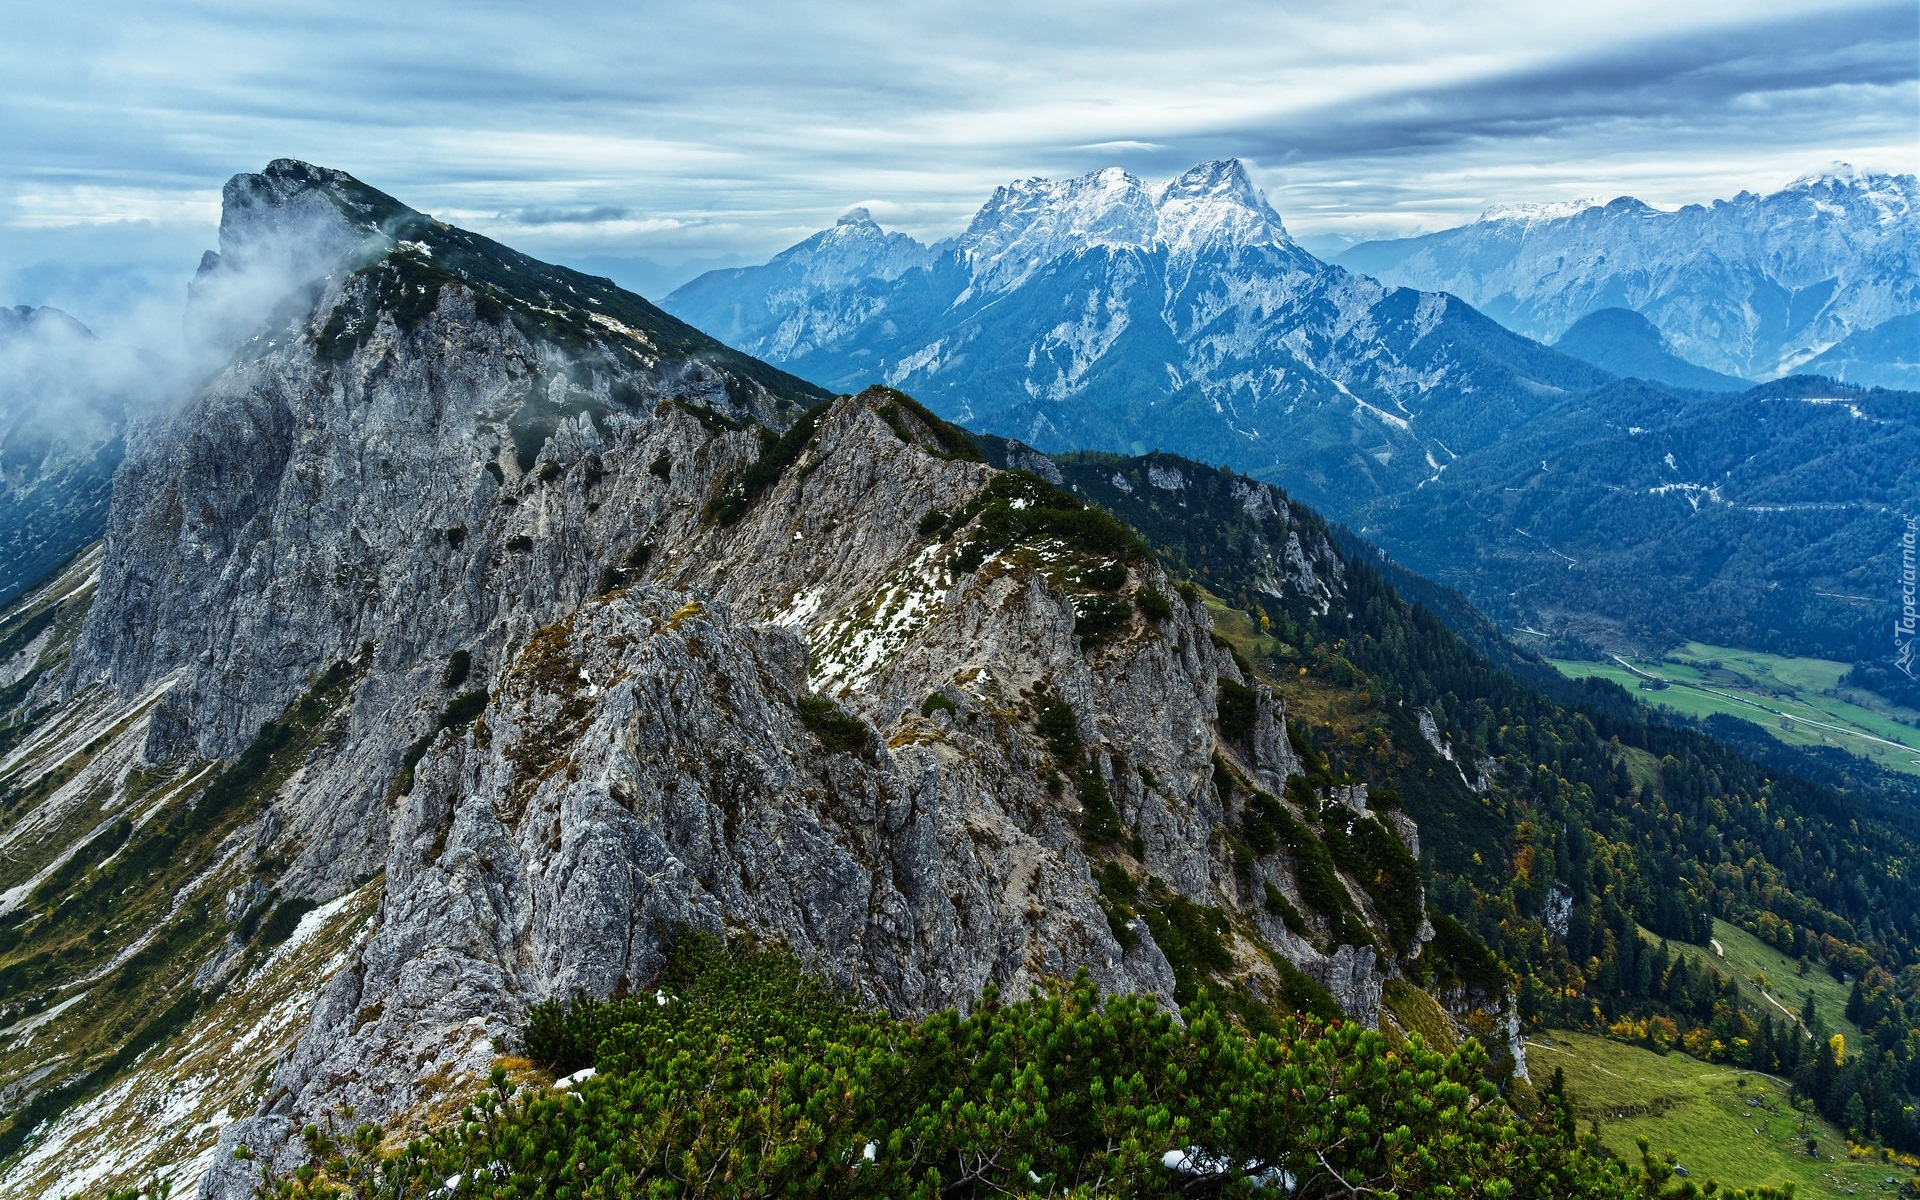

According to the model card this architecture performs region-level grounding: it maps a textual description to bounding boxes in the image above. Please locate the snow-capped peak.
[957,166,1160,294]
[957,160,1295,296]
[1155,159,1263,206]
[1790,161,1874,190]
[1155,158,1293,262]
[1476,198,1604,225]
[766,206,930,287]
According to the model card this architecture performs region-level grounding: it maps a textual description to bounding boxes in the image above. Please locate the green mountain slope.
[1034,444,1920,1153]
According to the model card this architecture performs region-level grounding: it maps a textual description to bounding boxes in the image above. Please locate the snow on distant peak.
[1476,198,1604,225]
[958,167,1160,295]
[1156,159,1262,205]
[959,160,1294,295]
[1779,164,1919,215]
[768,206,930,286]
[1156,159,1293,260]
[1790,162,1874,190]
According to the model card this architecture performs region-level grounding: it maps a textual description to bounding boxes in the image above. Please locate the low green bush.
[257,897,320,947]
[598,541,654,594]
[1073,593,1131,645]
[260,934,1722,1200]
[441,649,471,689]
[394,689,490,797]
[705,401,830,526]
[1217,677,1257,741]
[949,472,1147,573]
[797,694,872,755]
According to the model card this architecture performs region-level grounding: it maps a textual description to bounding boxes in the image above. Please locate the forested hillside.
[1355,375,1920,669]
[1042,447,1920,1150]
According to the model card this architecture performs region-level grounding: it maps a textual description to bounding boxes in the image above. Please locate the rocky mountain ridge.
[664,158,1611,522]
[1339,166,1920,383]
[0,162,1455,1198]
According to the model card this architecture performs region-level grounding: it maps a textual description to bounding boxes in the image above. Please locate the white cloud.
[0,0,1912,327]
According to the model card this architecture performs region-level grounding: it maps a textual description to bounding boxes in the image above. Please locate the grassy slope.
[1530,1029,1913,1195]
[1551,643,1920,776]
[1645,917,1863,1046]
[0,610,372,1172]
[5,885,381,1198]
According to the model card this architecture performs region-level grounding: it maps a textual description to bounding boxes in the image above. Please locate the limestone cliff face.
[0,162,1421,1198]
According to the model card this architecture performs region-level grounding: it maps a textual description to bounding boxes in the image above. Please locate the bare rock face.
[213,389,1282,1138]
[6,162,1423,1197]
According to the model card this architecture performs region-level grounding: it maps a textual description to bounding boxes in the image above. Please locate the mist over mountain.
[0,160,1469,1194]
[0,306,151,606]
[1338,167,1920,384]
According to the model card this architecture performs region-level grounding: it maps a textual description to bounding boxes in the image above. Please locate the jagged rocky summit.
[0,161,1469,1198]
[664,158,1609,521]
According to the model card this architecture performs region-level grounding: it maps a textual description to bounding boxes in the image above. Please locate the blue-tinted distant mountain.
[1338,167,1919,381]
[1352,375,1920,665]
[666,160,1611,519]
[663,162,1918,676]
[1551,308,1748,392]
[1800,312,1920,390]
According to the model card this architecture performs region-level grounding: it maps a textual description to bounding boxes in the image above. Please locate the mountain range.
[664,161,1919,674]
[666,159,1615,525]
[1339,166,1919,385]
[2,159,1918,1198]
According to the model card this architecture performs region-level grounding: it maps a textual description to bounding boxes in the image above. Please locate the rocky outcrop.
[0,162,1425,1197]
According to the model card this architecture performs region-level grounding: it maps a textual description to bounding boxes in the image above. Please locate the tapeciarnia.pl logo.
[1898,515,1918,680]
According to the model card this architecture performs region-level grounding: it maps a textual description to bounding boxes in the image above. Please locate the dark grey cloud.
[1237,3,1917,159]
[1,0,1912,330]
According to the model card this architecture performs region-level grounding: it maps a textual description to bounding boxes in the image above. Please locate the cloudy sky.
[4,0,1915,336]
